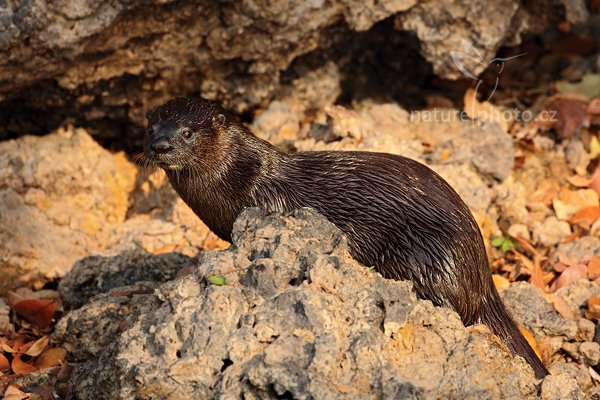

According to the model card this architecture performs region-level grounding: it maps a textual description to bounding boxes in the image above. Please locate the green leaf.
[207,275,226,286]
[501,240,512,253]
[367,265,376,272]
[491,237,504,247]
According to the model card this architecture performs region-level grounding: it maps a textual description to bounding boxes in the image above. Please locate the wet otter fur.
[143,97,548,379]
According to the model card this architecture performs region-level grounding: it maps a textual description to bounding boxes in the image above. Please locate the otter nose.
[151,140,174,155]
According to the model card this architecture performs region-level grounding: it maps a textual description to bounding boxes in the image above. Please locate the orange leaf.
[35,347,67,370]
[0,353,9,371]
[4,385,30,400]
[548,294,576,319]
[13,300,57,329]
[11,353,38,375]
[24,336,48,357]
[531,256,546,290]
[591,167,600,198]
[586,296,600,320]
[567,174,592,188]
[492,274,510,291]
[518,325,542,359]
[569,205,600,228]
[551,263,588,291]
[588,257,600,280]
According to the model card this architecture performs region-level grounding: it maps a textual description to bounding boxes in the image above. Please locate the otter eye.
[180,128,193,139]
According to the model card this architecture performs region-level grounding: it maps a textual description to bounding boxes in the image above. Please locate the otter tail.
[480,290,549,379]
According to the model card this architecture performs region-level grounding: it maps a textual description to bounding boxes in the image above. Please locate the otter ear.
[146,110,155,121]
[213,113,226,126]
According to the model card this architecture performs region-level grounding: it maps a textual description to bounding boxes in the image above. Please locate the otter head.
[143,97,230,171]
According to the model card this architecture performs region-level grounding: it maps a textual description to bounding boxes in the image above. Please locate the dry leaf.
[4,385,30,400]
[492,274,510,291]
[518,325,542,359]
[548,294,576,319]
[551,263,588,291]
[586,296,600,320]
[24,336,48,357]
[531,256,546,290]
[11,353,38,375]
[35,347,67,370]
[152,244,177,254]
[545,95,589,138]
[568,174,592,187]
[13,300,57,329]
[591,167,600,197]
[569,206,600,228]
[589,366,600,382]
[553,187,599,220]
[0,353,9,371]
[589,257,600,280]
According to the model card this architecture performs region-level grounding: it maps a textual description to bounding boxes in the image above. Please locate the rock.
[62,208,538,399]
[531,216,572,247]
[555,280,600,317]
[58,249,194,310]
[251,101,301,145]
[579,342,600,366]
[430,121,515,181]
[501,282,578,342]
[555,236,600,265]
[508,223,531,241]
[541,373,584,400]
[0,1,576,141]
[0,127,136,295]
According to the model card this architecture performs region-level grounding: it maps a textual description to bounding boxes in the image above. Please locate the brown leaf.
[4,385,30,400]
[492,274,510,291]
[553,187,599,220]
[586,296,600,320]
[518,325,542,359]
[548,294,576,319]
[589,257,600,280]
[24,336,48,357]
[545,95,589,139]
[13,300,57,330]
[587,98,600,114]
[568,174,592,187]
[531,256,546,290]
[569,206,600,228]
[0,353,9,371]
[591,167,600,197]
[11,353,38,375]
[551,263,588,291]
[35,347,67,370]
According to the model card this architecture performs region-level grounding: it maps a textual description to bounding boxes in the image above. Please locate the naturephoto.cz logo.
[410,40,558,125]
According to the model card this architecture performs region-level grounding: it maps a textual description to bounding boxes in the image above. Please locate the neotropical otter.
[143,97,548,379]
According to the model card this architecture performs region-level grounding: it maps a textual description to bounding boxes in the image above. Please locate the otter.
[143,97,548,379]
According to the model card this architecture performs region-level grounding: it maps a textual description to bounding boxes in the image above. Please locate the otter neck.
[166,128,284,241]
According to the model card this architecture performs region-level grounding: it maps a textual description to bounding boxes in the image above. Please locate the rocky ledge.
[54,208,582,399]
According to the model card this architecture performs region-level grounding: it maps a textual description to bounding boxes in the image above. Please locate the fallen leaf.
[11,353,38,375]
[586,296,600,320]
[4,385,29,400]
[151,244,177,254]
[548,294,576,319]
[0,353,9,371]
[531,255,546,290]
[551,263,588,291]
[35,347,67,370]
[518,325,542,359]
[12,300,57,330]
[545,95,590,138]
[589,257,600,280]
[492,274,510,291]
[589,366,600,383]
[24,336,48,357]
[207,275,226,286]
[554,262,569,272]
[569,205,600,228]
[567,174,592,187]
[553,187,599,220]
[588,98,600,115]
